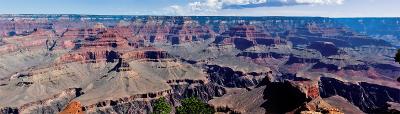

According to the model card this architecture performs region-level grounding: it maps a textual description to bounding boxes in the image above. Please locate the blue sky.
[0,0,399,17]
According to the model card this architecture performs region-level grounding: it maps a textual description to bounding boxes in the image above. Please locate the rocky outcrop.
[308,41,339,57]
[213,25,288,51]
[312,62,340,72]
[121,49,171,61]
[56,25,173,63]
[86,99,155,114]
[233,38,254,50]
[323,96,366,114]
[209,87,267,114]
[286,55,320,65]
[236,52,286,59]
[208,75,343,114]
[171,83,226,102]
[83,89,172,113]
[58,48,171,64]
[59,101,84,114]
[205,65,268,88]
[0,107,18,114]
[342,64,369,71]
[255,38,287,46]
[0,88,83,114]
[0,18,53,37]
[372,63,400,79]
[263,79,347,114]
[81,82,225,114]
[262,81,312,113]
[319,77,400,113]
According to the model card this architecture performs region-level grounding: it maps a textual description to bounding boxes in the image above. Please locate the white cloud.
[287,0,344,5]
[165,0,345,15]
[166,5,185,15]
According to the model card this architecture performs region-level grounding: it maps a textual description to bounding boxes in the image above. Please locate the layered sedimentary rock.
[205,64,270,88]
[59,101,84,114]
[319,77,400,113]
[209,76,344,114]
[214,25,287,51]
[307,41,340,57]
[0,15,400,114]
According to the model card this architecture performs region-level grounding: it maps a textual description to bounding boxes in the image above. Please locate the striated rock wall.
[81,82,225,114]
[319,77,400,113]
[307,41,339,57]
[205,64,268,88]
[83,90,172,113]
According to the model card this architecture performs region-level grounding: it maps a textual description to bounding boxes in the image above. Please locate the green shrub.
[153,97,172,114]
[176,97,215,114]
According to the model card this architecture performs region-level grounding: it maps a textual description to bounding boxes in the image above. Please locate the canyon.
[0,15,399,114]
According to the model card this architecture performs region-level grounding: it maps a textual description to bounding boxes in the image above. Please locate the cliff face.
[307,41,339,57]
[205,64,268,88]
[213,25,287,51]
[79,82,225,114]
[319,77,400,113]
[209,76,344,114]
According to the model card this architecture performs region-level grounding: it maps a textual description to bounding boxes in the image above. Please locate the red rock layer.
[59,101,84,114]
[56,25,171,63]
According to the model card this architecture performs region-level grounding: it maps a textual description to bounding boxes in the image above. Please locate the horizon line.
[0,14,399,18]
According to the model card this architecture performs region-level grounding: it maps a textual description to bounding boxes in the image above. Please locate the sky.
[0,0,399,17]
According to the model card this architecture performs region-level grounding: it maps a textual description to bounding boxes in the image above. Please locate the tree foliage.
[176,97,215,114]
[396,49,400,64]
[153,97,172,114]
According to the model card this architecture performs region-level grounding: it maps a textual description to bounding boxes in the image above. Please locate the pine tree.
[176,97,215,114]
[153,97,172,114]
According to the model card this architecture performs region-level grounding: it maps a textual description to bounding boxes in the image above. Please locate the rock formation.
[0,15,399,114]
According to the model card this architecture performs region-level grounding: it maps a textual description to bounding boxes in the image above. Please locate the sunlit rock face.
[0,15,399,114]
